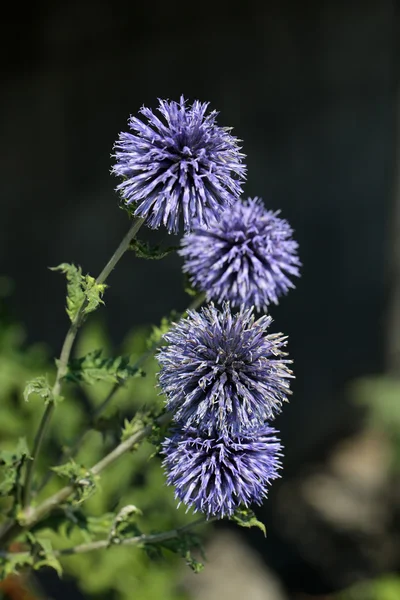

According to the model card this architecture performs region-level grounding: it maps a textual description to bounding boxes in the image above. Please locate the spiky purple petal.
[162,424,282,519]
[157,303,293,434]
[112,97,246,234]
[180,197,301,310]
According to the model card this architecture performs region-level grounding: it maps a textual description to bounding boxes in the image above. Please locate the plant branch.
[35,291,206,496]
[0,517,208,562]
[22,217,145,508]
[0,412,173,547]
[96,217,145,285]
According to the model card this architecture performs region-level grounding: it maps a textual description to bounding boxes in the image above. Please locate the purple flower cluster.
[180,197,301,311]
[158,304,292,434]
[113,96,246,233]
[158,303,289,518]
[113,97,301,519]
[162,424,282,518]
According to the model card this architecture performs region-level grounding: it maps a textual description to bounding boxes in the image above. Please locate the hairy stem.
[21,217,145,508]
[0,517,208,561]
[96,217,145,285]
[58,517,207,556]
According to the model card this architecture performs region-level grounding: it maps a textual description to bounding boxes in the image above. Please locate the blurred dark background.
[1,0,399,599]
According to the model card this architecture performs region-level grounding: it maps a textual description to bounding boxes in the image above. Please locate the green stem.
[96,217,145,285]
[21,217,145,508]
[0,517,208,560]
[59,517,207,556]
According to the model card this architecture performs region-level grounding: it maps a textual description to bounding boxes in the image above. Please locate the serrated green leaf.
[183,551,204,573]
[0,469,17,497]
[121,411,154,443]
[33,537,63,577]
[51,263,106,322]
[153,531,205,573]
[52,460,98,505]
[0,550,34,580]
[65,349,144,385]
[23,375,62,404]
[51,263,85,322]
[82,274,107,316]
[130,239,178,260]
[26,533,63,577]
[0,438,30,468]
[0,438,31,501]
[231,507,266,536]
[31,508,115,542]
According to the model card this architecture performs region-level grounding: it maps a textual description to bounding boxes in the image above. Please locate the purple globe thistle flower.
[112,96,246,234]
[162,424,282,519]
[180,197,301,310]
[157,303,293,434]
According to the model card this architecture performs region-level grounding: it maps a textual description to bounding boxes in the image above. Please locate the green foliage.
[65,349,144,386]
[230,506,267,536]
[153,531,205,573]
[0,438,30,505]
[147,311,179,349]
[51,263,106,322]
[26,533,63,577]
[23,375,63,404]
[121,411,155,442]
[130,238,178,260]
[0,534,62,580]
[52,460,99,505]
[0,308,197,600]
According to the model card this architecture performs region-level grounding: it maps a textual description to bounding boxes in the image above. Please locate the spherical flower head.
[157,303,293,434]
[162,424,282,519]
[180,197,301,310]
[112,96,246,234]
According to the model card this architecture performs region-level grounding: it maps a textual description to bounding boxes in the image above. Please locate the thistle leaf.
[0,437,31,500]
[130,239,178,260]
[52,460,98,505]
[231,507,266,536]
[51,263,106,322]
[65,349,144,385]
[23,376,62,404]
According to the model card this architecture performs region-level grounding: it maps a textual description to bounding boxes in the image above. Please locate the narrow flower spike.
[162,424,282,519]
[112,97,246,234]
[180,197,301,310]
[157,303,293,434]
